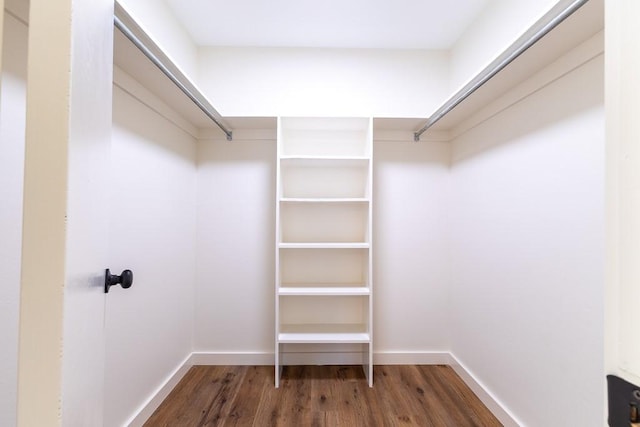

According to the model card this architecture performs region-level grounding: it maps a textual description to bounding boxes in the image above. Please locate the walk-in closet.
[2,0,639,425]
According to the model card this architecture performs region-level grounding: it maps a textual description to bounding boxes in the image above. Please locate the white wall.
[117,0,198,80]
[105,83,197,427]
[197,47,449,118]
[0,11,27,427]
[449,0,557,92]
[195,138,276,356]
[449,55,604,425]
[373,140,451,355]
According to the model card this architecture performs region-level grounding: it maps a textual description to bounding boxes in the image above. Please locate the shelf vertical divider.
[366,117,374,386]
[274,117,282,387]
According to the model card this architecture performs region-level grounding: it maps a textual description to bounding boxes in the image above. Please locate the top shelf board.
[279,117,372,158]
[279,117,371,132]
[280,155,369,161]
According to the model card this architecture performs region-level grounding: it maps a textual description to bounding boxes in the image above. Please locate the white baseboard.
[374,350,452,365]
[126,354,194,427]
[191,350,363,366]
[449,353,522,427]
[129,351,517,426]
[190,350,453,366]
[190,351,274,366]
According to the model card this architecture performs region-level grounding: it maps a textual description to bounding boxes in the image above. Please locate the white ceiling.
[164,0,490,49]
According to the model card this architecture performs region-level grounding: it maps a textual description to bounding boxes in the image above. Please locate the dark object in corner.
[608,375,640,426]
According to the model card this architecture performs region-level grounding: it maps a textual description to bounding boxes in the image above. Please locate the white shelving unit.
[275,117,373,387]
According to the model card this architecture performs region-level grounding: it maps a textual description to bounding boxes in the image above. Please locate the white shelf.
[279,242,369,249]
[278,324,370,343]
[279,118,371,157]
[280,198,368,203]
[278,286,370,296]
[281,155,369,161]
[275,116,373,387]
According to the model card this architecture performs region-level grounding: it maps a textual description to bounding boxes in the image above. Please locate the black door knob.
[105,269,133,293]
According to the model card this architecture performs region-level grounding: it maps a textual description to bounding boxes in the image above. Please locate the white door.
[16,0,114,425]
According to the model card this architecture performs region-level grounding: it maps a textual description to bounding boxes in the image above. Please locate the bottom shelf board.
[279,242,370,249]
[278,286,370,296]
[278,324,370,343]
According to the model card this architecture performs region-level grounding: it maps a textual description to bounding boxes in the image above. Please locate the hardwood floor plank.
[199,366,245,426]
[144,366,229,427]
[280,365,315,426]
[252,367,289,426]
[325,366,366,427]
[430,366,502,427]
[353,375,387,427]
[418,365,502,427]
[372,365,423,426]
[398,366,456,427]
[143,365,503,427]
[308,365,339,412]
[221,366,270,427]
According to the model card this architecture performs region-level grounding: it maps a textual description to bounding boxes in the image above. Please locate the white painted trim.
[449,353,522,427]
[190,351,275,366]
[190,350,454,366]
[126,354,194,427]
[373,351,452,365]
[191,350,366,366]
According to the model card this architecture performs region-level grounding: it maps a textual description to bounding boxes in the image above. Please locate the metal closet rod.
[414,0,590,141]
[114,13,233,141]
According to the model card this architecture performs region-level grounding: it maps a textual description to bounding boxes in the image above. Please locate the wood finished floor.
[143,365,503,427]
